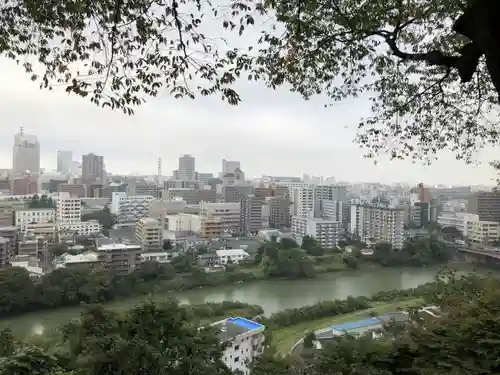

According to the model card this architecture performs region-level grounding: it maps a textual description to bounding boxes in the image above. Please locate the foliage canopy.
[2,0,500,161]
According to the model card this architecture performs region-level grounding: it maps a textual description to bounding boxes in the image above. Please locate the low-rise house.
[54,252,101,269]
[216,249,250,264]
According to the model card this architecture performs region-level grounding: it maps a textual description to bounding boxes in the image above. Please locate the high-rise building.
[82,153,104,182]
[350,203,405,249]
[12,128,40,177]
[222,159,241,176]
[57,151,73,175]
[173,154,196,181]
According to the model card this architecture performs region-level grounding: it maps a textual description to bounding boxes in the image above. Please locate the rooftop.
[56,252,100,264]
[216,249,250,257]
[97,242,141,251]
[211,317,265,342]
[330,317,381,332]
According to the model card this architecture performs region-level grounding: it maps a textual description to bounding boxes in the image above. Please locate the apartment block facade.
[350,204,405,249]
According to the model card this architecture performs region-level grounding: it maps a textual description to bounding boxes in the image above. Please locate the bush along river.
[0,265,483,339]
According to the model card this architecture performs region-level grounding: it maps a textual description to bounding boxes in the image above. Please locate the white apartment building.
[135,217,163,252]
[210,317,265,375]
[291,214,341,248]
[438,211,500,243]
[15,208,55,229]
[56,192,82,224]
[292,186,315,217]
[350,204,405,249]
[111,192,155,227]
[200,202,241,233]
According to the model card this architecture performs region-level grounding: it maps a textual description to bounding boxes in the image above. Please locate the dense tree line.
[367,236,453,267]
[28,195,55,209]
[1,272,497,375]
[0,258,258,317]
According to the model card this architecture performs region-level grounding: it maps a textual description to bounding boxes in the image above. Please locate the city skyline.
[0,59,497,185]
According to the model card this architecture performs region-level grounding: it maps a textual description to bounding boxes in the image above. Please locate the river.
[0,265,480,338]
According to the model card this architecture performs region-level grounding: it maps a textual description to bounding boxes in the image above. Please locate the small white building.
[58,220,102,236]
[216,249,250,264]
[54,252,101,269]
[210,317,265,375]
[140,251,181,263]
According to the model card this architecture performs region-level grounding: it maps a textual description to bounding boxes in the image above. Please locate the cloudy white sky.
[0,56,496,185]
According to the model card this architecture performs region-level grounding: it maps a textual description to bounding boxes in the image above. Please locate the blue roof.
[330,317,381,332]
[227,317,265,331]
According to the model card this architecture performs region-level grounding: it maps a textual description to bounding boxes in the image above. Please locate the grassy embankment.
[272,298,424,356]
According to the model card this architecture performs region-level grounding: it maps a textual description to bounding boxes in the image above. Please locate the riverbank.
[273,298,423,356]
[0,266,459,339]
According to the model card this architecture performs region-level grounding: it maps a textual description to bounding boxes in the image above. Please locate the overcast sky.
[0,57,496,185]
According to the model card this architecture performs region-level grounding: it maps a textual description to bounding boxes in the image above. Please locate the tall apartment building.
[82,153,104,182]
[56,192,81,224]
[111,192,155,227]
[222,168,246,186]
[350,204,405,249]
[268,197,292,229]
[240,195,263,234]
[135,217,163,252]
[314,185,348,201]
[200,202,241,234]
[292,186,315,217]
[291,213,341,248]
[12,129,40,177]
[468,191,500,223]
[57,151,73,175]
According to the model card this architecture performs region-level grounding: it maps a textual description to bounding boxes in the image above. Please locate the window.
[234,357,239,363]
[234,345,240,350]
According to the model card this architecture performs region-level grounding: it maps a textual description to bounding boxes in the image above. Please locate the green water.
[0,265,481,339]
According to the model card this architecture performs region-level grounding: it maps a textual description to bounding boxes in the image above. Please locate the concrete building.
[56,192,81,224]
[131,183,163,198]
[60,221,102,236]
[12,129,40,177]
[410,201,431,228]
[240,195,263,234]
[222,159,241,176]
[314,185,348,201]
[0,227,18,255]
[320,200,349,228]
[438,211,500,243]
[164,179,204,190]
[468,191,500,223]
[166,188,216,204]
[173,154,196,181]
[15,208,55,229]
[165,213,223,239]
[222,185,254,203]
[96,241,142,275]
[0,237,11,268]
[211,317,265,375]
[11,175,38,195]
[350,204,405,249]
[58,183,87,198]
[82,153,105,183]
[57,150,73,175]
[216,249,250,264]
[291,213,341,248]
[111,192,155,227]
[54,252,101,269]
[222,168,246,186]
[0,200,27,226]
[268,197,292,229]
[200,202,241,234]
[135,217,163,252]
[292,186,315,217]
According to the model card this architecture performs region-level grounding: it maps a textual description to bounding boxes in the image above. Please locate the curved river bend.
[0,265,477,338]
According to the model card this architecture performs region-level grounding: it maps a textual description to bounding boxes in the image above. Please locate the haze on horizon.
[0,58,495,186]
